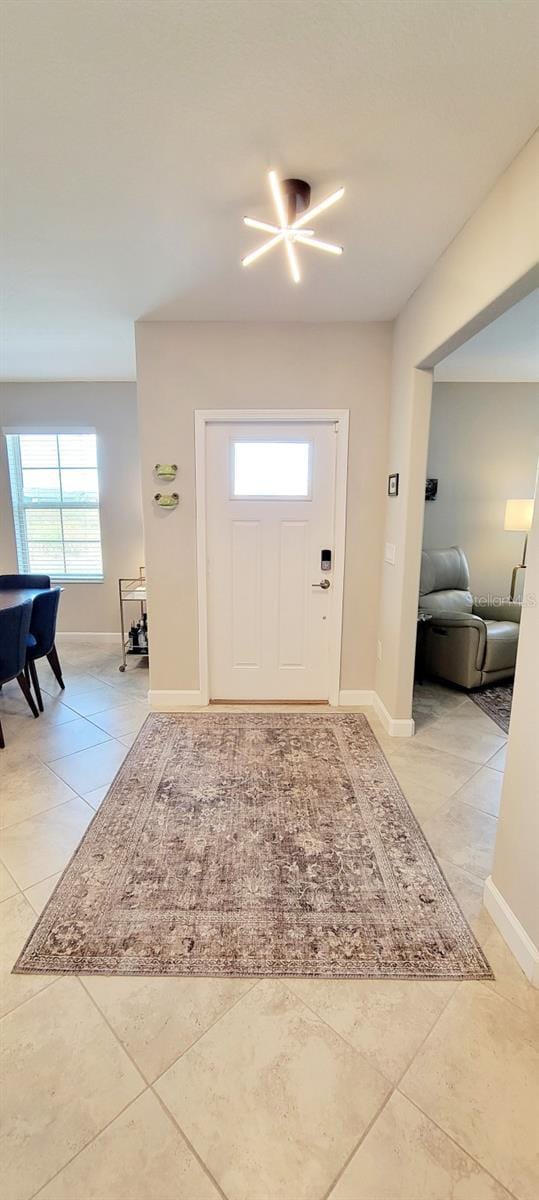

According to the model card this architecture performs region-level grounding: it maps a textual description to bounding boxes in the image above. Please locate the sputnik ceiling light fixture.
[242,171,344,284]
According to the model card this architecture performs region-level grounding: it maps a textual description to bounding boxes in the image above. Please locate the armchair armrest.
[473,601,522,623]
[430,611,485,629]
[429,611,487,671]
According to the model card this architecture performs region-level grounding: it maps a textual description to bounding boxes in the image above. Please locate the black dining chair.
[0,574,51,589]
[25,587,64,711]
[0,601,40,749]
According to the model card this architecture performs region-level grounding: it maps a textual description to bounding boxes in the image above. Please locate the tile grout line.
[452,795,500,820]
[409,740,506,769]
[152,979,262,1071]
[400,1089,521,1200]
[433,759,490,799]
[0,973,67,1023]
[150,1085,231,1200]
[425,844,493,888]
[5,863,65,895]
[321,1089,394,1200]
[16,978,151,1200]
[281,979,395,1089]
[392,983,460,1091]
[27,1088,149,1200]
[0,856,22,895]
[438,855,492,891]
[78,975,255,1200]
[322,977,513,1200]
[298,976,464,1200]
[23,870,63,905]
[0,790,93,835]
[0,792,88,834]
[0,976,58,1022]
[483,743,507,769]
[43,735,131,794]
[475,974,538,1021]
[79,973,259,1092]
[398,981,539,1147]
[450,760,501,792]
[77,976,154,1085]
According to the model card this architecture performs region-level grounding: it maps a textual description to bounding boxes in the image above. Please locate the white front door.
[206,421,338,700]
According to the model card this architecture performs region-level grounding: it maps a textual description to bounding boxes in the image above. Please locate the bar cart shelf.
[118,568,148,672]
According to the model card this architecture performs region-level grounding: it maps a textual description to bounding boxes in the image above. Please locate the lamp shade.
[504,498,534,532]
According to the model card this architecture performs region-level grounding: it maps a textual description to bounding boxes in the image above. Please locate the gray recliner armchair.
[419,547,521,690]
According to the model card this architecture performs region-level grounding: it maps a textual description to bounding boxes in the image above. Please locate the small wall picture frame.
[388,473,399,497]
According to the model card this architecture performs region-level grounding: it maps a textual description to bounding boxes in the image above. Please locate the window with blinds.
[5,432,104,580]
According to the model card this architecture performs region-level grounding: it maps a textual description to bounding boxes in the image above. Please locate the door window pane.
[233,442,311,498]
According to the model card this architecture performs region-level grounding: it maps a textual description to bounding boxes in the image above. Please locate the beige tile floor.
[0,640,537,1200]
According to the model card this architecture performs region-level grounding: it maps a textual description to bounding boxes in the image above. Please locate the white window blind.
[5,432,104,580]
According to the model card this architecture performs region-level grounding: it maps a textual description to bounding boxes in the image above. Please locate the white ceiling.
[435,291,539,382]
[1,0,538,380]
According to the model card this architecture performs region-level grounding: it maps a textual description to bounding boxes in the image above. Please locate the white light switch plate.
[384,542,396,565]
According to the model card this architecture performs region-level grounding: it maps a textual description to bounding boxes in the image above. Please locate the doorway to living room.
[415,291,539,742]
[398,273,538,983]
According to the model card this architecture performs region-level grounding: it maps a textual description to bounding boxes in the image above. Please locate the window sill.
[51,578,105,585]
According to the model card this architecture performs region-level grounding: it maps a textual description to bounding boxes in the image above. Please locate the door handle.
[312,579,330,590]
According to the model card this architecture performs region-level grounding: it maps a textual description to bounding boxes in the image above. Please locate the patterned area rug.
[15,713,491,980]
[470,683,513,734]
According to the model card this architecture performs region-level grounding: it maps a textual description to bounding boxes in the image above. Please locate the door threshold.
[210,699,330,706]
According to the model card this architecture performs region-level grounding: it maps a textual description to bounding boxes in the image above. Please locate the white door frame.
[195,409,350,706]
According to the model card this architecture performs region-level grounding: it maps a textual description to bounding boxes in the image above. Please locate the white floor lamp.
[504,498,534,599]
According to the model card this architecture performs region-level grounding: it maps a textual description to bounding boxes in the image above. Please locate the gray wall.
[423,382,539,600]
[0,382,144,632]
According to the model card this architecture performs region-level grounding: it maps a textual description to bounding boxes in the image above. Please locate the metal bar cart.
[118,567,148,672]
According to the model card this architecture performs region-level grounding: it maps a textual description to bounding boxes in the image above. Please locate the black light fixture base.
[282,178,311,223]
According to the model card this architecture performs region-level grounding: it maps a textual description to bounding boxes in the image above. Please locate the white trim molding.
[484,876,539,987]
[373,692,415,737]
[338,690,375,707]
[194,408,349,707]
[149,690,204,711]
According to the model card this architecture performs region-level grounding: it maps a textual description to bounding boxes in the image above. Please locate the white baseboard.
[338,690,374,706]
[484,876,539,987]
[483,877,539,987]
[373,692,415,737]
[147,685,415,734]
[56,631,121,643]
[149,690,205,710]
[338,689,414,736]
